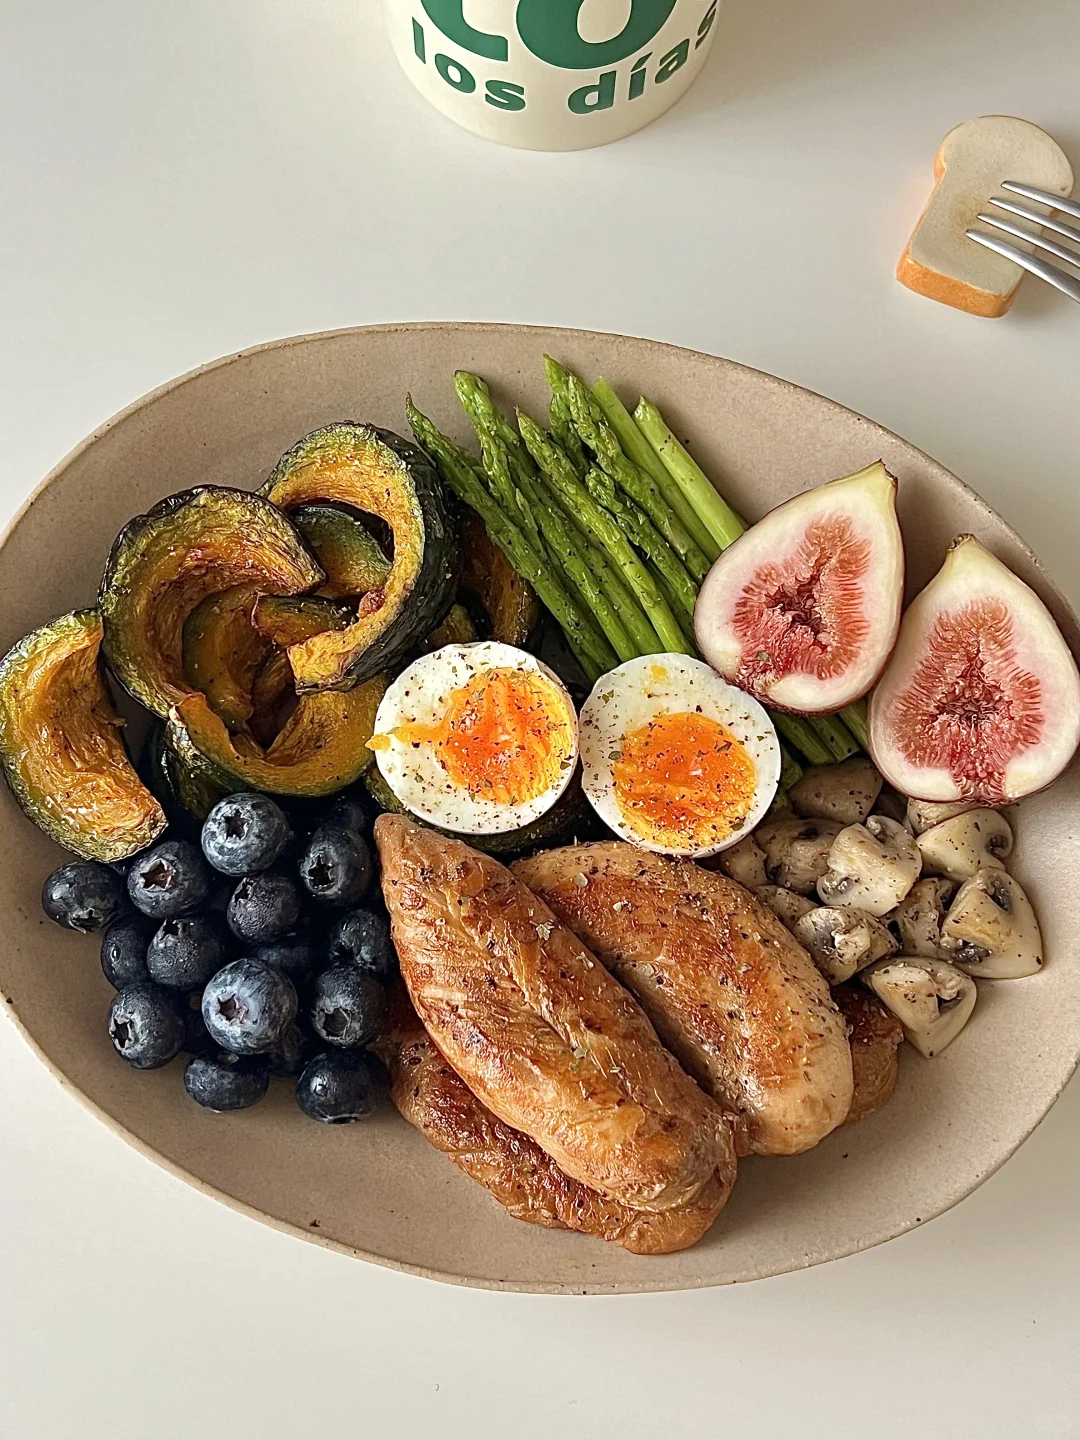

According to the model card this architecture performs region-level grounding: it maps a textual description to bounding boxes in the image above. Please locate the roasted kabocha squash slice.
[252,595,356,650]
[290,504,392,598]
[248,597,357,748]
[142,721,230,828]
[0,611,167,861]
[168,673,389,799]
[100,487,324,718]
[421,603,477,652]
[459,512,540,646]
[181,585,274,733]
[261,425,456,691]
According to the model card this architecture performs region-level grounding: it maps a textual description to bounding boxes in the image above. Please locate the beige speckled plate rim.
[2,321,1077,1296]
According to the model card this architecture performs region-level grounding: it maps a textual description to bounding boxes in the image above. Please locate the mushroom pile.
[715,757,1044,1061]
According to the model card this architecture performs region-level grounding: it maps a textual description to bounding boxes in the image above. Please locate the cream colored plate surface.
[1,323,1077,1293]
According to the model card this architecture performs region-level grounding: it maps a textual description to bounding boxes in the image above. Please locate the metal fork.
[966,181,1080,304]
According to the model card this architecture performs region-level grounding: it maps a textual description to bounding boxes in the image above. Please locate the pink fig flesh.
[869,535,1080,804]
[694,462,904,713]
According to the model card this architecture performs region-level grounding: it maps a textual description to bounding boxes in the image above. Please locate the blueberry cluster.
[42,792,395,1124]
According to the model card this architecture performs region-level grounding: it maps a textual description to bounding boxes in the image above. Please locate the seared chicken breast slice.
[376,992,734,1255]
[515,842,854,1157]
[376,816,732,1212]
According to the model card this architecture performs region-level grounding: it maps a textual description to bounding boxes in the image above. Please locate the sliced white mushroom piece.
[816,816,922,917]
[754,885,819,930]
[790,757,884,827]
[713,834,768,889]
[889,877,956,958]
[861,957,977,1058]
[940,868,1044,979]
[792,906,897,985]
[916,808,1014,882]
[753,816,844,895]
[906,798,979,835]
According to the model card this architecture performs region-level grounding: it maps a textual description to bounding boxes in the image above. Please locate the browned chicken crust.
[514,842,854,1158]
[832,983,904,1126]
[375,815,732,1212]
[375,993,733,1255]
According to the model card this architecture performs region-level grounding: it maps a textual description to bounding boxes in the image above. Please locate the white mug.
[382,0,721,151]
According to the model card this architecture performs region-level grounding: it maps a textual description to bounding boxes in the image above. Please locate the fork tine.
[965,230,1080,304]
[989,195,1080,248]
[975,213,1080,271]
[1001,180,1080,223]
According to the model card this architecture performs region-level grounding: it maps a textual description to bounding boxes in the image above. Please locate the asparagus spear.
[769,712,833,768]
[839,698,870,752]
[583,466,699,622]
[549,392,590,481]
[633,397,747,551]
[814,711,861,762]
[406,401,615,681]
[779,742,805,792]
[591,379,719,561]
[455,371,537,488]
[564,373,712,584]
[474,424,544,554]
[531,468,663,658]
[455,369,652,663]
[517,412,692,656]
[647,562,697,653]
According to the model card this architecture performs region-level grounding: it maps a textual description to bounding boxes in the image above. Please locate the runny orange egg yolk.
[385,668,573,806]
[613,711,757,850]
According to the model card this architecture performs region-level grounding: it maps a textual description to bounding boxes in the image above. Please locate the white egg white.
[580,654,781,858]
[372,641,579,836]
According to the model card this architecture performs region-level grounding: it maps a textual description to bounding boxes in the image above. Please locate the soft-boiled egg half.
[580,654,780,858]
[370,641,579,835]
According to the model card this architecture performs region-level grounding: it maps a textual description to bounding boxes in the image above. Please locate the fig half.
[694,462,904,713]
[869,536,1080,804]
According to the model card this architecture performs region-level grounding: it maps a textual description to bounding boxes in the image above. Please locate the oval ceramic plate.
[1,324,1078,1294]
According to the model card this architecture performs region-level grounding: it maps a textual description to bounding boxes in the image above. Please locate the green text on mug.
[383,0,720,150]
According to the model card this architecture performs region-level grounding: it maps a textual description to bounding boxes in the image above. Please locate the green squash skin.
[261,426,458,691]
[291,505,392,597]
[99,487,324,719]
[140,721,229,831]
[362,765,598,859]
[0,611,167,861]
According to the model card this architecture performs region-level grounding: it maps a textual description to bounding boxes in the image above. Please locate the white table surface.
[2,3,1079,1436]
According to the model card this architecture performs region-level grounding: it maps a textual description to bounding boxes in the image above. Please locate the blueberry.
[201,793,292,876]
[108,983,185,1070]
[184,1051,270,1111]
[299,825,372,907]
[127,840,211,919]
[227,872,302,944]
[296,1050,379,1124]
[327,908,395,979]
[321,793,369,835]
[254,930,321,982]
[266,1023,309,1078]
[310,965,386,1049]
[101,915,154,988]
[42,861,127,933]
[205,877,233,918]
[178,995,215,1055]
[202,958,298,1055]
[146,915,229,990]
